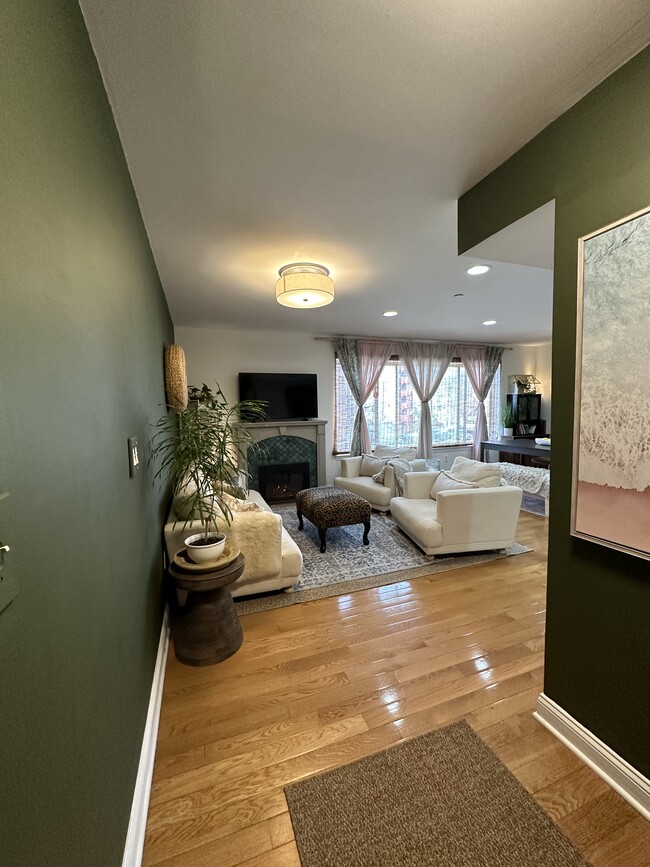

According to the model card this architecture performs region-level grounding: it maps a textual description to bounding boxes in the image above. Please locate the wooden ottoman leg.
[297,509,304,530]
[318,527,327,553]
[362,519,370,546]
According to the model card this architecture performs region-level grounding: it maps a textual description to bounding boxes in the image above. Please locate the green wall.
[0,2,173,864]
[459,48,650,775]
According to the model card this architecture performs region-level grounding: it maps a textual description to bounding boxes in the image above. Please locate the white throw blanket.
[494,462,550,498]
[372,457,413,496]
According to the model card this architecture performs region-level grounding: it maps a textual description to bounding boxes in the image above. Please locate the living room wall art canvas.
[571,205,650,560]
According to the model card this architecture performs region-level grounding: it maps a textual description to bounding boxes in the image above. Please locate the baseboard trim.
[534,693,650,821]
[122,608,170,867]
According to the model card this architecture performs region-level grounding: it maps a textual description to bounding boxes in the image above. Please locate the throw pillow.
[222,491,262,513]
[449,456,502,488]
[374,444,417,462]
[174,488,262,520]
[173,475,208,521]
[173,493,212,521]
[430,471,479,500]
[371,457,412,495]
[360,454,387,476]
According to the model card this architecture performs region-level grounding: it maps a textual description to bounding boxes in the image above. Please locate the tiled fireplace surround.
[242,420,328,499]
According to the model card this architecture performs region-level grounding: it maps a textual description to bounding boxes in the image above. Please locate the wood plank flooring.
[143,513,649,866]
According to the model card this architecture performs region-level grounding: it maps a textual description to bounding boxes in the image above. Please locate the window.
[334,357,501,453]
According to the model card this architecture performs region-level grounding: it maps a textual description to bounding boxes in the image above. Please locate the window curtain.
[399,341,455,458]
[334,338,395,454]
[458,345,504,460]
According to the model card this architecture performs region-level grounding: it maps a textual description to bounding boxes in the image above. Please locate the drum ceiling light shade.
[275,262,334,308]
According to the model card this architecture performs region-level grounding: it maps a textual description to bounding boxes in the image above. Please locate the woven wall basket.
[165,344,188,412]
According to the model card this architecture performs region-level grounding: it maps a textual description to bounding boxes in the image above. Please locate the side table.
[168,553,245,666]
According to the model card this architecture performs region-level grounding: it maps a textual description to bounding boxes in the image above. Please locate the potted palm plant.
[151,383,267,564]
[500,403,517,438]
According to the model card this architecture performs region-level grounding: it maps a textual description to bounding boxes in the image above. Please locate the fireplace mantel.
[241,419,328,487]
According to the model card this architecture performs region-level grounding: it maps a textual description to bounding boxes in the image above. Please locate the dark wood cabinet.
[506,393,546,437]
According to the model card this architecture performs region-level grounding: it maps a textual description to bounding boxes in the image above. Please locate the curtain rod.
[314,336,514,350]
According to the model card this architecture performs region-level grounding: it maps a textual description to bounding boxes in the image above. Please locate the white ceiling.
[80,1,650,344]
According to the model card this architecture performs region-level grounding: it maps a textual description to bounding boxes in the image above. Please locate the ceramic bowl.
[184,532,226,564]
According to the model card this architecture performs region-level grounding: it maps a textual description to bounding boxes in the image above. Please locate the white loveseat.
[334,446,427,511]
[164,490,302,597]
[390,462,522,556]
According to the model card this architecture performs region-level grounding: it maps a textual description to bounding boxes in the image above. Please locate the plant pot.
[502,427,514,438]
[184,532,226,564]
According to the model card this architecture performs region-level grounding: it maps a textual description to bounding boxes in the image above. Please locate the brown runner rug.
[284,720,591,867]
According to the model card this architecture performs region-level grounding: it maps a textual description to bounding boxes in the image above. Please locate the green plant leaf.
[149,382,268,527]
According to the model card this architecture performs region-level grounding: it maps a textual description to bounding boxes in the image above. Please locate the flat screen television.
[239,372,318,420]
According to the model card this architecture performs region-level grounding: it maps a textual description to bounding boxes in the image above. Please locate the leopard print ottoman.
[296,486,371,553]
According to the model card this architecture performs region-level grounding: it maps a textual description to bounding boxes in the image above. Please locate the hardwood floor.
[143,513,649,866]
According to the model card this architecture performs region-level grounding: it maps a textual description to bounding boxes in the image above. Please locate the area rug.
[521,492,547,516]
[235,505,530,615]
[285,719,591,867]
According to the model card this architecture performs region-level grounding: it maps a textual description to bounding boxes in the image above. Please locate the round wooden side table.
[169,553,245,666]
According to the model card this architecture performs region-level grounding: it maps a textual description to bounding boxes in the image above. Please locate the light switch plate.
[128,437,141,477]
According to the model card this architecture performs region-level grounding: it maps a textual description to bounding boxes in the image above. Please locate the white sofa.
[164,490,302,597]
[334,446,427,511]
[390,471,523,556]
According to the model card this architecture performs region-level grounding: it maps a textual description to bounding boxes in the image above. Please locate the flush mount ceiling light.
[482,319,497,326]
[383,310,398,317]
[275,262,334,308]
[466,264,492,276]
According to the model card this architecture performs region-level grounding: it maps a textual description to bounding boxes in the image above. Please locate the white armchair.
[334,455,393,510]
[334,449,427,512]
[390,471,522,556]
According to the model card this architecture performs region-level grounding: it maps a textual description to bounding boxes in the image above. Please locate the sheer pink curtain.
[458,345,504,460]
[356,340,395,454]
[335,338,395,454]
[399,341,455,458]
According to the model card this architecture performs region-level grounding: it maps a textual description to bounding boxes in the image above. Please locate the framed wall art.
[571,204,650,560]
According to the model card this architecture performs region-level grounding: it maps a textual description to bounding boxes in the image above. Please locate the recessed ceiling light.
[482,319,497,326]
[467,265,491,276]
[453,293,464,298]
[383,310,398,317]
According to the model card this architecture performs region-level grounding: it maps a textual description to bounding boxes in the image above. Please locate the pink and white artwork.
[572,205,650,560]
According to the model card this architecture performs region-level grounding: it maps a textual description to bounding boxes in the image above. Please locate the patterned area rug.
[285,720,591,867]
[521,493,546,516]
[235,504,531,615]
